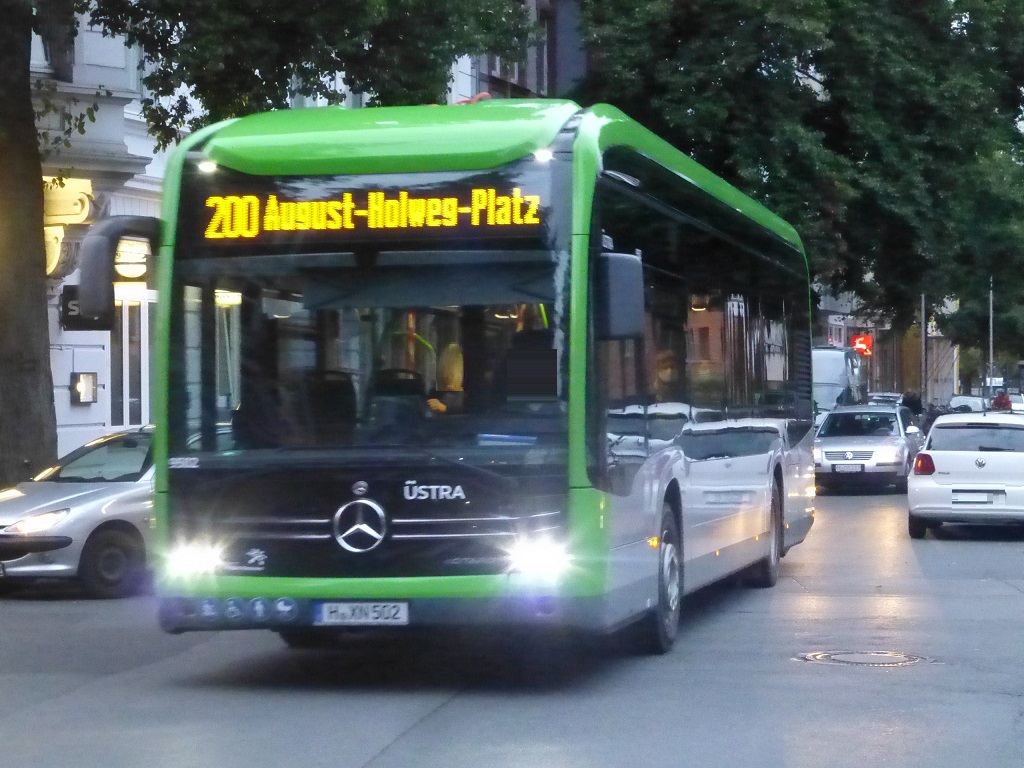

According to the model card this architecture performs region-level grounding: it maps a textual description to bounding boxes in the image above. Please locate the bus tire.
[634,502,681,655]
[78,528,145,599]
[747,483,782,588]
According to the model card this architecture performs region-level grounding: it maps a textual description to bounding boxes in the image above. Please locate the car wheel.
[633,502,681,655]
[747,482,782,588]
[79,529,145,599]
[895,460,911,493]
[908,515,928,539]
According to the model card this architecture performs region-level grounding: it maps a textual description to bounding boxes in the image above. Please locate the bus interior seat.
[232,381,282,448]
[510,328,553,351]
[367,368,427,429]
[301,370,357,443]
[500,328,557,406]
[370,368,426,397]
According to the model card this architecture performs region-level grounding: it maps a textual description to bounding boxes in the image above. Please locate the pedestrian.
[992,389,1012,410]
[902,390,923,416]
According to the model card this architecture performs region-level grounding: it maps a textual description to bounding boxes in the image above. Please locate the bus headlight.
[507,537,571,581]
[166,543,224,577]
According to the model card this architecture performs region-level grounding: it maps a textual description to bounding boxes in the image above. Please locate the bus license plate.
[315,602,409,626]
[834,464,863,473]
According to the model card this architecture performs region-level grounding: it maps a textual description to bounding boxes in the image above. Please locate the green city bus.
[79,99,815,653]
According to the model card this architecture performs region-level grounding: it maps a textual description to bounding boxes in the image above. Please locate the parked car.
[0,427,154,597]
[907,411,1024,538]
[947,395,990,413]
[868,391,903,407]
[814,405,924,493]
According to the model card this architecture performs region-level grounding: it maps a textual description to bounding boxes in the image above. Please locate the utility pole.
[920,293,927,404]
[989,275,994,395]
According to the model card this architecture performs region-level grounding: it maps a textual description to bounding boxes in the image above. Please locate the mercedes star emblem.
[332,499,387,553]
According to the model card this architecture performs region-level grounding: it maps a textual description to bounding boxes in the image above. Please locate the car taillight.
[914,453,935,475]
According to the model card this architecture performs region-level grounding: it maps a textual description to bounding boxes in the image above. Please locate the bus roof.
[198,99,582,177]
[189,98,801,251]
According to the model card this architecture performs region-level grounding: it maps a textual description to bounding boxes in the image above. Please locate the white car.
[907,411,1024,538]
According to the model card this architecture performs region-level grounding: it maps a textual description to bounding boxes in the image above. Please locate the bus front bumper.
[158,593,605,634]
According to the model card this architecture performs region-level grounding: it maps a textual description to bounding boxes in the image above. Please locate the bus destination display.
[203,187,543,240]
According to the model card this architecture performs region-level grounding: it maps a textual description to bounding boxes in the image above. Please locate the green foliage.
[86,0,532,149]
[577,0,1024,346]
[34,79,110,156]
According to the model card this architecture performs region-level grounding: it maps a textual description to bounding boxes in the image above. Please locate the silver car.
[814,405,924,492]
[0,427,154,598]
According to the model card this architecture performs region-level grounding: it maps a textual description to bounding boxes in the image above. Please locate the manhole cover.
[798,651,923,667]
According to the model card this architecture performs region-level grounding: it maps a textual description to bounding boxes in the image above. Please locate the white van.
[812,346,867,425]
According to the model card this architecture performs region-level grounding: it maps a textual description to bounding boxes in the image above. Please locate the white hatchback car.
[907,412,1024,538]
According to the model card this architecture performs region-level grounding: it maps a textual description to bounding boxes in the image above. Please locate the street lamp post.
[920,293,927,405]
[989,276,994,395]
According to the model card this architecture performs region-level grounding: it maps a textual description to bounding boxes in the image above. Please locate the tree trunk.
[0,0,58,484]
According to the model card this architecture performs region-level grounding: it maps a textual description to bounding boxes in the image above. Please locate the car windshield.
[927,423,1024,452]
[819,411,898,438]
[43,433,153,483]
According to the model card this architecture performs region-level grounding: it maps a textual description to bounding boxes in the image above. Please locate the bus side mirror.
[596,252,644,340]
[78,216,161,328]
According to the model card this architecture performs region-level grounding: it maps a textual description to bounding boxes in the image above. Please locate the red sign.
[851,334,873,357]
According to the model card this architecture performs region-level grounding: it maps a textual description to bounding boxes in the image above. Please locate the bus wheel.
[746,483,781,588]
[635,503,681,655]
[79,528,145,599]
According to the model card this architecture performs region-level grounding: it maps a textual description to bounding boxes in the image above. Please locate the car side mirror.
[906,425,920,435]
[595,251,644,340]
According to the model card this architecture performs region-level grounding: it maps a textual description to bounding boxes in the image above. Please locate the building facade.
[33,15,167,456]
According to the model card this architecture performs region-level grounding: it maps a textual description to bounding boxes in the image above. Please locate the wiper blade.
[978,446,1011,452]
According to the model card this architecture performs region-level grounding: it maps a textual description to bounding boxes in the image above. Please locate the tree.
[0,0,530,485]
[0,0,58,486]
[87,0,532,149]
[575,0,1024,334]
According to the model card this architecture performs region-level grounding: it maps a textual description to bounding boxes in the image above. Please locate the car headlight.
[6,508,70,534]
[813,447,822,463]
[507,536,571,581]
[165,543,224,578]
[874,445,903,464]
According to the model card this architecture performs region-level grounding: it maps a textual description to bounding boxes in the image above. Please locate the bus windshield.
[168,249,568,463]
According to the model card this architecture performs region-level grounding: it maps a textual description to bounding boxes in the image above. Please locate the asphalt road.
[3,489,1024,768]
